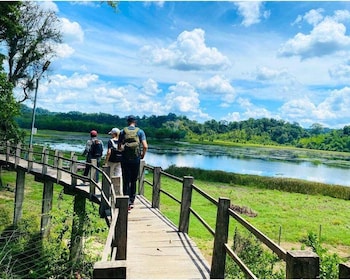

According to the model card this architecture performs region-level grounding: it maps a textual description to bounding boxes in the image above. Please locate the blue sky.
[25,1,350,128]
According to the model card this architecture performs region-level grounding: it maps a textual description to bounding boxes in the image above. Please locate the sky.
[21,1,350,128]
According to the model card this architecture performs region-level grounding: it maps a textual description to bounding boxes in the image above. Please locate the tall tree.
[1,1,62,102]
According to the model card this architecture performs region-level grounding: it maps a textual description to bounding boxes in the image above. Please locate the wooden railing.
[138,161,350,279]
[0,141,128,278]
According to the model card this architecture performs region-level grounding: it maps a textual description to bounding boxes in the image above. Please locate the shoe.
[129,203,134,209]
[128,205,132,211]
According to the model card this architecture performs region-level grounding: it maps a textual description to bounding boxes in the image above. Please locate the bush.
[225,228,285,279]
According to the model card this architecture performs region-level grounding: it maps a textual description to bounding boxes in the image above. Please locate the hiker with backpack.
[118,115,148,210]
[104,127,123,179]
[82,130,104,183]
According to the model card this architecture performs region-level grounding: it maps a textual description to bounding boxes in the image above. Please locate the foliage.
[0,66,24,143]
[1,1,62,102]
[16,105,350,152]
[301,232,343,279]
[225,229,285,279]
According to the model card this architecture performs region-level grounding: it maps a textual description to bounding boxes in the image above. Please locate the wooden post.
[286,250,319,279]
[42,147,49,175]
[114,196,129,260]
[152,167,161,209]
[93,260,127,279]
[138,159,145,196]
[112,177,122,196]
[57,151,63,182]
[179,176,194,233]
[15,143,21,167]
[210,197,230,279]
[100,166,111,218]
[27,147,33,172]
[13,169,25,225]
[90,159,97,195]
[339,263,350,279]
[70,194,86,263]
[41,180,54,237]
[6,141,10,162]
[71,155,78,186]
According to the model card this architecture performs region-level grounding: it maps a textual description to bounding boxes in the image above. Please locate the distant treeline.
[17,105,350,152]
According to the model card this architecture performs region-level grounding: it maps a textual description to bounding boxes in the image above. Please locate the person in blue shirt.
[118,115,148,210]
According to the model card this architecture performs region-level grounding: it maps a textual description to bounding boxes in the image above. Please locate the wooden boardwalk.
[127,196,210,279]
[0,152,210,279]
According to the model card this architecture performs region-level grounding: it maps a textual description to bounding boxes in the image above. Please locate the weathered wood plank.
[126,196,210,279]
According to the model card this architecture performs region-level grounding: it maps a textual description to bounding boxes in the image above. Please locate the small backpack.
[109,139,122,162]
[122,127,140,160]
[90,139,103,158]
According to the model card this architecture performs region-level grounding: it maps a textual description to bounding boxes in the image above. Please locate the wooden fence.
[138,161,350,279]
[0,142,128,278]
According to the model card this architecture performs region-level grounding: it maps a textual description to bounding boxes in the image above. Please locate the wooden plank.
[126,196,210,279]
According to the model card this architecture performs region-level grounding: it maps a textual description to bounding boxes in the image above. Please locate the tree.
[1,1,62,102]
[0,64,23,143]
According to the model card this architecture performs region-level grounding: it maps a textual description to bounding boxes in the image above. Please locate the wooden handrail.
[0,142,127,278]
[141,162,319,279]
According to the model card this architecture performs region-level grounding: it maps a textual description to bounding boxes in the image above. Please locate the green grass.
[0,169,108,278]
[142,172,350,260]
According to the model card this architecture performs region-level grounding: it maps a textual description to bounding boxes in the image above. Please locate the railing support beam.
[179,176,194,233]
[152,167,161,209]
[286,250,319,279]
[210,197,230,279]
[13,169,26,225]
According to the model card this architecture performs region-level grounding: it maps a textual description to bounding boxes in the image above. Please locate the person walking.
[82,130,103,182]
[118,115,148,210]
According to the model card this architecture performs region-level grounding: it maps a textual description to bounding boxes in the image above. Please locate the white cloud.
[197,75,236,103]
[236,97,277,120]
[280,10,350,59]
[234,1,269,27]
[255,66,288,81]
[53,43,75,58]
[164,81,210,120]
[142,79,162,96]
[329,59,350,80]
[60,18,84,44]
[141,28,231,71]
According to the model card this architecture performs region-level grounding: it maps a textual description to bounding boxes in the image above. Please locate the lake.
[37,134,350,187]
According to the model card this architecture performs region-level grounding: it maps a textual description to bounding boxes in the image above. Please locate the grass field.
[142,172,350,262]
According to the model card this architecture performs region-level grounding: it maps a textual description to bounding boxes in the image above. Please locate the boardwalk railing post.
[339,263,350,278]
[210,197,230,279]
[28,147,34,172]
[41,180,54,237]
[57,151,63,182]
[115,196,129,260]
[90,159,97,195]
[100,166,111,218]
[42,147,49,175]
[13,169,26,225]
[179,176,194,233]
[152,166,161,209]
[71,155,78,186]
[69,194,86,264]
[286,250,319,279]
[6,141,10,162]
[138,159,145,196]
[15,143,21,167]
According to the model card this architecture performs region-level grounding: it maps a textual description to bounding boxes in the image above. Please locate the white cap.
[108,127,120,135]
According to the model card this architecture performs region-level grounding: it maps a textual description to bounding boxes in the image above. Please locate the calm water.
[44,139,350,187]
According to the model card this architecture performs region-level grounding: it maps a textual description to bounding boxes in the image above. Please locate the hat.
[90,130,98,137]
[127,115,136,122]
[108,127,120,135]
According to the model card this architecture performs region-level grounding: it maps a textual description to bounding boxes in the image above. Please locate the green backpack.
[123,127,140,160]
